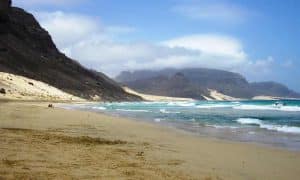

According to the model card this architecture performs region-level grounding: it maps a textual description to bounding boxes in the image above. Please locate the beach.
[1,102,300,179]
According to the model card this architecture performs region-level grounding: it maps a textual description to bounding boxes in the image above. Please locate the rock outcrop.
[0,1,141,101]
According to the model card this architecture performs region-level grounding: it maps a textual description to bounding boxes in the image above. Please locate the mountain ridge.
[116,68,300,100]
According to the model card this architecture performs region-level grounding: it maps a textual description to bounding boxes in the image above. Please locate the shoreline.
[63,103,300,152]
[1,101,300,179]
[64,101,300,151]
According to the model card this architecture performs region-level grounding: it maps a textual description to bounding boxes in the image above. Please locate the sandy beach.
[1,102,300,179]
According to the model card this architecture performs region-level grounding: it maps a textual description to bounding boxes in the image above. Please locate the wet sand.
[0,102,300,179]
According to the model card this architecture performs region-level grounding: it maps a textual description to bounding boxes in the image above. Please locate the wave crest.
[160,109,180,114]
[236,118,300,134]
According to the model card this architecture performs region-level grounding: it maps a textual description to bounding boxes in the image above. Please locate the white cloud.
[172,1,253,23]
[162,34,247,60]
[35,11,103,49]
[35,11,272,77]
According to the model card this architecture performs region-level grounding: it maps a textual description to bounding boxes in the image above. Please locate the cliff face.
[0,0,11,22]
[0,2,141,101]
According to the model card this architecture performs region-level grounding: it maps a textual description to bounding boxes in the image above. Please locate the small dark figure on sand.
[0,88,6,94]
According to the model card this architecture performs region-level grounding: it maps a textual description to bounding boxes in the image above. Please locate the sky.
[13,0,300,91]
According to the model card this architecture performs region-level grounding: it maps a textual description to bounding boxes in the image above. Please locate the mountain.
[0,1,140,101]
[120,72,207,99]
[250,82,299,98]
[116,68,300,100]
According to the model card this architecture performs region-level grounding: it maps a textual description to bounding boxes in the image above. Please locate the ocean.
[65,100,300,150]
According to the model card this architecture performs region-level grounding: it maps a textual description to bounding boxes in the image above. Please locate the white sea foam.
[116,109,150,112]
[261,124,300,134]
[236,118,300,134]
[159,109,180,114]
[196,104,234,109]
[233,105,300,112]
[189,118,196,122]
[236,118,263,125]
[207,125,239,129]
[92,106,106,110]
[232,101,241,104]
[167,102,195,107]
[154,118,162,122]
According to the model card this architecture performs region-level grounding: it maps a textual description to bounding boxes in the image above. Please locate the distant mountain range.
[0,1,140,101]
[116,68,300,100]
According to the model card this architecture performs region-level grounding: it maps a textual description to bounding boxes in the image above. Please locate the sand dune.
[123,86,194,101]
[0,72,84,101]
[205,89,241,101]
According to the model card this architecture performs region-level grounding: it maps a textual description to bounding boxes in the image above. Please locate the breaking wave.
[236,118,300,134]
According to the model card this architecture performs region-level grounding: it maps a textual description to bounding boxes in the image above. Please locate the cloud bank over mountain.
[34,11,273,77]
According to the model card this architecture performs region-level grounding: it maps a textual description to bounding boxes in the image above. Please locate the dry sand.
[0,72,85,101]
[123,87,194,102]
[205,89,241,101]
[0,102,300,179]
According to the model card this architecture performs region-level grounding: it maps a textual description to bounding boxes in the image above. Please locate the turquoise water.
[66,100,300,150]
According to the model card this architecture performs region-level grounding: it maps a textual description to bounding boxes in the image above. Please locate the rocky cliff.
[0,1,141,101]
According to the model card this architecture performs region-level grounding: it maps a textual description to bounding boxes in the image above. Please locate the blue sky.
[14,0,300,91]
